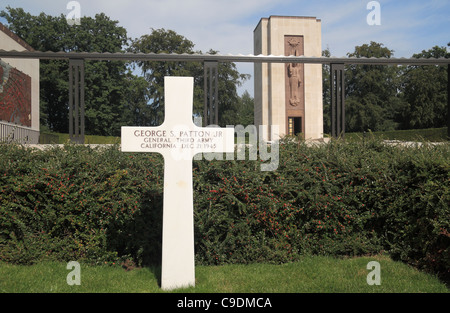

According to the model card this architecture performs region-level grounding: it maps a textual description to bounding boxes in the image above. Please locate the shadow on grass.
[106,188,164,288]
[149,265,162,288]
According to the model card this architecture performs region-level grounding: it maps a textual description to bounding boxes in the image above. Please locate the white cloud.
[66,0,275,55]
[2,0,448,96]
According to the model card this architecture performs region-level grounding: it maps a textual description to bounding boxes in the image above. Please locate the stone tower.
[254,16,323,141]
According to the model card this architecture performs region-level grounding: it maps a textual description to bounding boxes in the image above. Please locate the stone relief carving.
[286,37,303,107]
[287,63,301,106]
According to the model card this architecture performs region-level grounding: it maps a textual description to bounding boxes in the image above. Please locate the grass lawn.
[39,132,121,144]
[1,255,448,293]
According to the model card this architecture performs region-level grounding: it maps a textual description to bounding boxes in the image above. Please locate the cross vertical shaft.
[161,155,195,289]
[160,77,197,290]
[121,77,234,290]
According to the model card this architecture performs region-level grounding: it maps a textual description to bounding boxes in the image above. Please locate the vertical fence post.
[203,61,219,126]
[330,63,345,139]
[68,59,85,144]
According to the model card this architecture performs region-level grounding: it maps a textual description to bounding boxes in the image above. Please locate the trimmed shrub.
[0,139,448,283]
[0,144,164,265]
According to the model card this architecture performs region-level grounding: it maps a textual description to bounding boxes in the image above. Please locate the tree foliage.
[1,9,251,134]
[344,41,402,132]
[401,46,449,129]
[323,41,448,133]
[129,29,250,127]
[128,28,203,125]
[0,7,131,136]
[1,7,447,135]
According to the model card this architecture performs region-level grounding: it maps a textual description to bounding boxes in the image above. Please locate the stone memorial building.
[254,16,323,141]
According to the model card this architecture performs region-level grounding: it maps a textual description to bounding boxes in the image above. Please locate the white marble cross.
[121,77,234,290]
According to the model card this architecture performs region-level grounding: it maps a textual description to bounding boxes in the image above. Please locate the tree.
[0,7,133,136]
[120,74,152,127]
[128,28,202,125]
[129,29,250,127]
[2,10,250,133]
[221,90,254,127]
[345,41,404,132]
[236,90,254,127]
[214,52,251,127]
[400,46,448,129]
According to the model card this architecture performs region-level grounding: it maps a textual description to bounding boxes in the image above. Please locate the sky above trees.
[0,2,448,135]
[1,0,449,95]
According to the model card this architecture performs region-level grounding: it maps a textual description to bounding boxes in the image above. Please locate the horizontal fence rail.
[1,50,448,140]
[1,50,449,65]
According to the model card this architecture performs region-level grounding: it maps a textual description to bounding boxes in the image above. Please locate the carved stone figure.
[288,62,301,106]
[286,37,303,106]
[287,37,301,56]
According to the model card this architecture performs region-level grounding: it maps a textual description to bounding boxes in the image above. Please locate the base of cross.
[121,77,234,290]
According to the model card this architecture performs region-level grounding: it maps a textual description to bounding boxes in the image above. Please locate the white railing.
[0,121,40,144]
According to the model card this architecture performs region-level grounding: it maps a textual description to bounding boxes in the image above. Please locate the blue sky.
[1,0,449,95]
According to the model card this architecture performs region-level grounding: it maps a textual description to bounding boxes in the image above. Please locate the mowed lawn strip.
[1,255,448,293]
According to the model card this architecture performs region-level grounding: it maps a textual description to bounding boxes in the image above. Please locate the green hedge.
[0,139,448,283]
